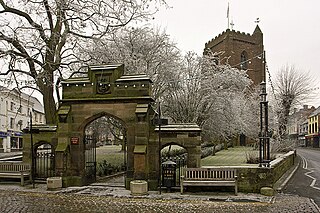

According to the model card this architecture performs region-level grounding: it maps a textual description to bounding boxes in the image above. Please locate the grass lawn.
[95,145,259,168]
[96,145,125,167]
[201,146,259,166]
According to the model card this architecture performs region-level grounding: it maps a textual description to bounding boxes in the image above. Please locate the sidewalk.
[0,151,22,160]
[0,179,319,212]
[0,148,318,212]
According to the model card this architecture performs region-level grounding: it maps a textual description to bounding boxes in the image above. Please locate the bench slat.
[0,162,31,186]
[181,168,238,195]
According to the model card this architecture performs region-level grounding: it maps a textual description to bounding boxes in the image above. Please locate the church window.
[240,51,248,70]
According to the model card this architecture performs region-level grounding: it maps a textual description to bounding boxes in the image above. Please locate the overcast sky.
[151,0,320,107]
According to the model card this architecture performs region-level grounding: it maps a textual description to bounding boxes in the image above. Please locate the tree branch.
[0,0,48,43]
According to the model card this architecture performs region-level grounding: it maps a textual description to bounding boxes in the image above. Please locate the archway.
[34,141,55,180]
[84,114,127,184]
[161,143,187,188]
[20,64,202,190]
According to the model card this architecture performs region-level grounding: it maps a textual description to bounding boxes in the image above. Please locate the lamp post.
[259,81,270,167]
[29,111,35,188]
[158,101,162,194]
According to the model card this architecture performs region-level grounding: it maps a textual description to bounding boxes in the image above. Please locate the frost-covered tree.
[79,26,181,100]
[274,65,313,139]
[162,51,258,142]
[0,0,166,124]
[162,52,206,124]
[201,54,256,142]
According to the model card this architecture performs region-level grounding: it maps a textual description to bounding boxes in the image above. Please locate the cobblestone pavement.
[0,188,319,213]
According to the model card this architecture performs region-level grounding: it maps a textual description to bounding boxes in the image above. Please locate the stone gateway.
[23,64,201,190]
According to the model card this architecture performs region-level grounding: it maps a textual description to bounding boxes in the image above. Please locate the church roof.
[253,25,263,34]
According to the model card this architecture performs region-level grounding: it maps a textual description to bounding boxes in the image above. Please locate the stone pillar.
[4,136,10,152]
[187,145,201,168]
[133,147,147,179]
[133,104,150,182]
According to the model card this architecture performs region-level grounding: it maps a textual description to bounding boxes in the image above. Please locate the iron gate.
[84,134,96,183]
[161,155,187,187]
[34,143,55,180]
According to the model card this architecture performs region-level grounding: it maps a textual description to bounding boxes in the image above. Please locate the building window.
[35,113,38,122]
[312,123,315,134]
[316,122,318,133]
[11,137,18,149]
[309,124,312,134]
[10,102,15,111]
[240,51,248,70]
[10,137,22,149]
[17,105,22,113]
[10,117,15,129]
[18,120,23,130]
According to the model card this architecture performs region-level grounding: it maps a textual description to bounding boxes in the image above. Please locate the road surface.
[283,148,320,207]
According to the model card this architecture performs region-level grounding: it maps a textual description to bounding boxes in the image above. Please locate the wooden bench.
[180,167,238,195]
[0,162,31,186]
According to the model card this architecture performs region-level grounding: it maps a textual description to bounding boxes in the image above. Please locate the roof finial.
[230,18,234,30]
[255,17,260,24]
[227,2,230,29]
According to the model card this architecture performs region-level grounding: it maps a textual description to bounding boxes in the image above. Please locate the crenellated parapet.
[205,27,262,50]
[61,64,153,101]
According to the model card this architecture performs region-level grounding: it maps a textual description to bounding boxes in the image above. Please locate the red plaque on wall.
[70,137,79,145]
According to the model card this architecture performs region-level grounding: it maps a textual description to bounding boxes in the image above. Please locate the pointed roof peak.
[253,25,262,34]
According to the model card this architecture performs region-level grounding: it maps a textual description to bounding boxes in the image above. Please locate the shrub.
[245,148,277,164]
[97,160,125,176]
[270,138,295,153]
[245,150,260,164]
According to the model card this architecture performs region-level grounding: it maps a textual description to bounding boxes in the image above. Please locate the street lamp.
[29,111,35,188]
[259,81,270,167]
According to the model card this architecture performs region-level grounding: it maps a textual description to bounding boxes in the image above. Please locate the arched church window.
[240,51,248,70]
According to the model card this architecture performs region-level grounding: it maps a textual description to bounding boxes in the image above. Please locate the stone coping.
[154,123,201,132]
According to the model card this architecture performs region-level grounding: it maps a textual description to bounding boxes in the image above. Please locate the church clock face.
[96,75,111,94]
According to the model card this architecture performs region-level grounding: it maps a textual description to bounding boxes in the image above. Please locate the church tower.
[204,25,266,86]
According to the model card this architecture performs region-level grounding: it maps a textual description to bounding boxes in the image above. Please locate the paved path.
[0,148,319,212]
[0,183,319,213]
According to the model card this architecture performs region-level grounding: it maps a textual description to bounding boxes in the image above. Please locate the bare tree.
[0,0,166,124]
[274,65,314,139]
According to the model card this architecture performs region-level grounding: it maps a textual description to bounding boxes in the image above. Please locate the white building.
[0,86,45,152]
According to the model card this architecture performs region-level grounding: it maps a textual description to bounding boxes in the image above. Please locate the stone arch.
[23,64,202,190]
[161,141,187,150]
[80,112,128,183]
[34,140,54,149]
[160,141,200,168]
[78,111,127,133]
[160,142,188,187]
[154,123,202,169]
[33,140,55,180]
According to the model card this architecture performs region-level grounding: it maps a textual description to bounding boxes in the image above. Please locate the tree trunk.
[42,85,57,124]
[212,144,216,156]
